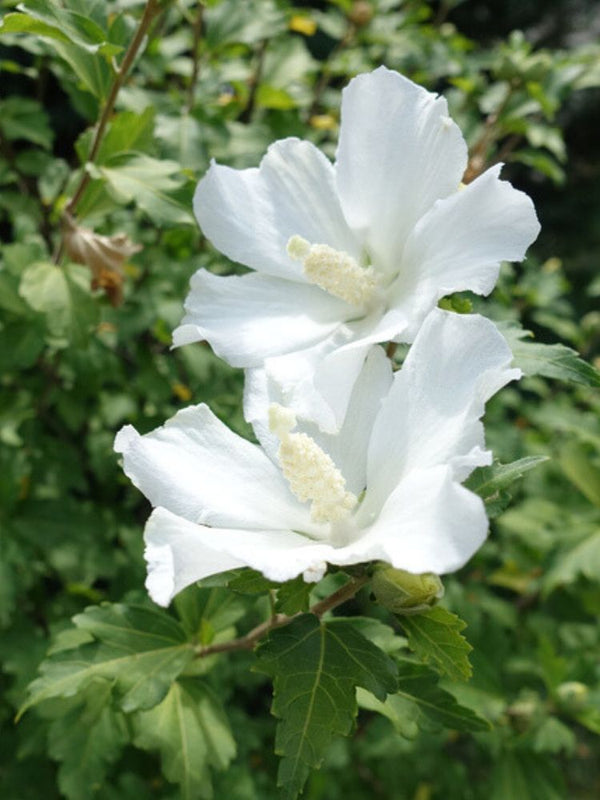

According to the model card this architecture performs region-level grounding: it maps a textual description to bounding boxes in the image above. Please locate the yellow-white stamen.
[287,235,376,307]
[269,404,357,523]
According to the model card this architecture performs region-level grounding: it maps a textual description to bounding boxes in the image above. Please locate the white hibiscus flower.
[115,310,519,607]
[174,67,539,432]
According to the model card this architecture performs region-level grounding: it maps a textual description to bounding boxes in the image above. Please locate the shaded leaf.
[20,603,194,716]
[543,530,600,593]
[133,679,236,800]
[47,680,129,800]
[0,97,53,149]
[465,456,548,517]
[501,323,600,387]
[19,261,99,345]
[490,751,566,800]
[90,154,194,224]
[255,614,397,799]
[559,441,600,507]
[399,607,473,681]
[358,658,489,737]
[275,576,311,615]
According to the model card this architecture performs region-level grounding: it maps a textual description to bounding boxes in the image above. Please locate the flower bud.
[556,682,589,712]
[371,564,444,615]
[348,1,373,27]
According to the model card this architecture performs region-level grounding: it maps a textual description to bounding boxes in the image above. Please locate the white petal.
[115,404,318,534]
[263,331,372,433]
[145,508,332,605]
[173,270,348,365]
[395,164,540,338]
[349,466,488,574]
[246,347,393,495]
[336,67,468,277]
[362,309,520,518]
[194,138,360,280]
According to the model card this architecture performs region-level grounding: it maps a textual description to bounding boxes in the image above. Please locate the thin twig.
[194,574,370,658]
[240,38,268,124]
[308,23,356,119]
[463,83,515,183]
[65,0,160,219]
[185,2,204,113]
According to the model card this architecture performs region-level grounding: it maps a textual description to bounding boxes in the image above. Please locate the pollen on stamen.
[287,235,376,307]
[269,404,357,523]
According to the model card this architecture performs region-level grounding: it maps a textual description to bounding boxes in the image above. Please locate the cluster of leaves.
[1,0,599,798]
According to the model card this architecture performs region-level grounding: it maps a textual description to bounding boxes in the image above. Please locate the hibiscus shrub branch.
[193,574,370,658]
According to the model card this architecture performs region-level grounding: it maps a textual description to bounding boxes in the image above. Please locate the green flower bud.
[556,681,589,712]
[371,564,444,615]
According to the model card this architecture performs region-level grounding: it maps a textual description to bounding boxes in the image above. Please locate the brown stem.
[194,574,370,658]
[490,133,523,167]
[463,84,515,184]
[385,341,398,360]
[185,3,204,114]
[308,23,355,119]
[61,0,161,224]
[239,39,268,124]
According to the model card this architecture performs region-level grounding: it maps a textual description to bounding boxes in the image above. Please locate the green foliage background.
[0,0,599,798]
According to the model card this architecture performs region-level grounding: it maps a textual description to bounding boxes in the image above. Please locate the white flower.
[174,67,539,432]
[115,309,520,607]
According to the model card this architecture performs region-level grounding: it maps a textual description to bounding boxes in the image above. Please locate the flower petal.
[173,270,348,365]
[361,309,520,518]
[350,466,488,574]
[115,404,318,534]
[336,67,468,277]
[194,138,360,280]
[145,508,333,605]
[394,164,540,338]
[246,346,393,495]
[263,331,373,433]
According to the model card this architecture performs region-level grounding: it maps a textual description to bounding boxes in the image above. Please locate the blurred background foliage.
[0,0,599,798]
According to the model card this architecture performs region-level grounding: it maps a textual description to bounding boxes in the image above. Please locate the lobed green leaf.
[255,614,397,799]
[398,607,473,682]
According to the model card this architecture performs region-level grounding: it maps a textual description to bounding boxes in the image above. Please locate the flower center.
[269,404,357,523]
[287,235,376,307]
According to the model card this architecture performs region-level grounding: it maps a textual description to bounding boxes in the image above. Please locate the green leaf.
[19,261,99,346]
[398,607,473,682]
[465,457,548,517]
[47,680,129,800]
[0,3,118,98]
[256,84,297,110]
[531,716,576,754]
[0,1,118,54]
[255,614,397,799]
[0,319,46,371]
[559,441,600,507]
[490,751,566,800]
[20,603,195,717]
[228,568,276,596]
[543,530,600,593]
[0,272,31,315]
[0,97,53,149]
[133,679,236,800]
[90,154,194,224]
[572,706,600,735]
[501,323,600,387]
[275,576,312,615]
[95,108,156,164]
[358,658,490,737]
[173,585,246,644]
[156,113,205,170]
